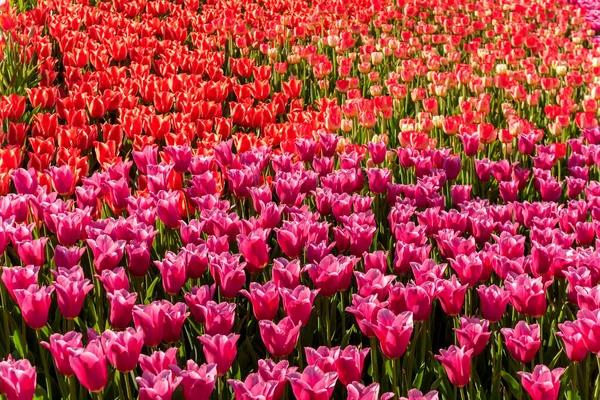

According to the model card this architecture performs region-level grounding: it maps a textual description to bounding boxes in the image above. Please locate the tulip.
[202,301,236,335]
[184,285,215,324]
[86,234,126,273]
[15,238,47,267]
[198,334,239,376]
[170,361,217,400]
[435,345,473,387]
[13,285,54,330]
[54,245,86,270]
[272,258,301,289]
[139,348,178,375]
[259,317,302,358]
[53,276,94,319]
[69,339,108,392]
[436,276,467,316]
[557,321,588,362]
[400,389,440,400]
[0,357,37,400]
[102,328,145,373]
[505,273,551,318]
[107,289,137,329]
[257,359,297,400]
[228,374,278,400]
[1,265,39,302]
[501,321,541,364]
[155,254,187,295]
[517,365,564,400]
[137,370,182,400]
[576,308,600,353]
[287,365,338,400]
[335,346,370,386]
[238,228,271,273]
[280,285,319,326]
[476,285,510,322]
[363,309,414,359]
[240,281,280,321]
[454,317,491,356]
[347,382,395,400]
[133,302,166,347]
[305,254,358,297]
[41,331,83,376]
[96,267,130,294]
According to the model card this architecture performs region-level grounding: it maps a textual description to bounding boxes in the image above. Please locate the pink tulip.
[347,382,395,400]
[259,317,302,358]
[95,267,130,294]
[448,254,483,287]
[435,345,473,387]
[161,301,189,343]
[388,281,437,321]
[238,228,271,273]
[272,258,301,289]
[335,346,370,386]
[400,388,440,400]
[1,265,39,302]
[13,284,54,329]
[476,285,510,322]
[228,374,278,400]
[54,245,85,270]
[107,289,137,329]
[184,285,215,324]
[363,309,414,359]
[69,339,108,392]
[257,359,297,400]
[505,273,550,318]
[557,321,588,362]
[436,276,467,316]
[240,281,280,321]
[305,254,358,297]
[210,254,246,299]
[203,301,236,335]
[133,302,166,347]
[41,331,83,376]
[518,365,564,400]
[139,348,178,375]
[102,328,144,373]
[155,253,187,295]
[346,294,386,338]
[137,370,182,400]
[280,285,319,326]
[53,276,94,319]
[305,346,340,373]
[171,361,217,400]
[0,356,37,400]
[15,238,47,267]
[287,365,338,400]
[354,269,396,301]
[454,317,491,356]
[576,308,600,354]
[198,334,239,376]
[501,321,541,363]
[86,234,126,273]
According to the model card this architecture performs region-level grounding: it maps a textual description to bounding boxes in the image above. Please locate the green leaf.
[548,348,564,369]
[145,276,160,304]
[501,371,521,398]
[33,385,47,400]
[12,327,25,358]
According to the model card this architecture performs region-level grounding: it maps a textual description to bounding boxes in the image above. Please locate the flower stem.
[370,337,379,384]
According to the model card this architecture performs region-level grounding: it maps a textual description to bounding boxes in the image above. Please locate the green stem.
[594,358,600,400]
[370,337,379,384]
[37,330,52,400]
[324,296,331,347]
[572,362,578,400]
[585,355,591,400]
[69,376,77,400]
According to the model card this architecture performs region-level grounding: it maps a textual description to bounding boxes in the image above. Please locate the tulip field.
[3,0,600,398]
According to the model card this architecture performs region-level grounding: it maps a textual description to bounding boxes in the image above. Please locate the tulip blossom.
[69,339,108,392]
[287,366,338,400]
[101,328,145,373]
[363,309,414,359]
[13,285,54,330]
[501,321,541,364]
[518,365,564,400]
[435,345,473,387]
[0,356,37,400]
[259,317,302,358]
[198,334,239,376]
